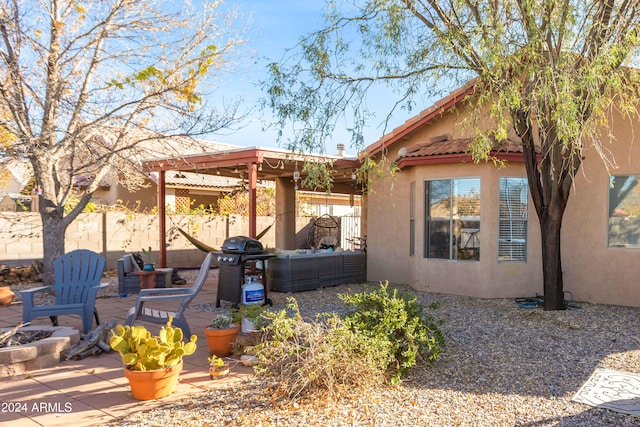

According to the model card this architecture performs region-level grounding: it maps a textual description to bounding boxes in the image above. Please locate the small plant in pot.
[141,246,155,271]
[109,316,197,400]
[232,303,270,334]
[204,314,240,357]
[0,284,15,306]
[208,354,230,379]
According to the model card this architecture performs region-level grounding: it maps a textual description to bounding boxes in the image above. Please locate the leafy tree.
[265,0,640,310]
[0,0,245,283]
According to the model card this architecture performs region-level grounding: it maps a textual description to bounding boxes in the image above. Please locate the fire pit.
[0,326,80,376]
[1,329,54,347]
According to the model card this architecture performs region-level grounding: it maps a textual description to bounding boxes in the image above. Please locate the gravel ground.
[112,281,640,426]
[11,275,640,426]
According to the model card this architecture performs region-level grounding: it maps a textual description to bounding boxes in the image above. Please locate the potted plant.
[232,303,270,334]
[204,314,240,357]
[109,316,197,400]
[141,246,155,271]
[208,354,230,379]
[0,285,14,306]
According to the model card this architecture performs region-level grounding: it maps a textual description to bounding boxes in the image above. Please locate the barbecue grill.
[214,236,274,307]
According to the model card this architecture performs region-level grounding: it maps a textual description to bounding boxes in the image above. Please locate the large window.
[498,177,528,262]
[608,175,640,248]
[425,178,480,261]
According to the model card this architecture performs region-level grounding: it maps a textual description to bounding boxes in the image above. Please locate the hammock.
[175,224,273,253]
[176,228,218,253]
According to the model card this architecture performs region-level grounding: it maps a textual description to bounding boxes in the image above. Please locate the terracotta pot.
[124,360,183,400]
[0,287,14,306]
[209,363,230,379]
[204,324,240,357]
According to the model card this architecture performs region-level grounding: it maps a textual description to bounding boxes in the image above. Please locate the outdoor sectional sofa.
[267,250,366,293]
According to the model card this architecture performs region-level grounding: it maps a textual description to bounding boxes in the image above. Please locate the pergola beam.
[142,147,363,267]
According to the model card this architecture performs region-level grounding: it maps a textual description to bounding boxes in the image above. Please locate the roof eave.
[365,79,478,157]
[396,151,525,168]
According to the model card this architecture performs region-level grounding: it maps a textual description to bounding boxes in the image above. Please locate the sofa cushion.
[122,254,141,274]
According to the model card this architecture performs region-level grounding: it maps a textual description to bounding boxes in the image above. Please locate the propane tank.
[242,276,265,306]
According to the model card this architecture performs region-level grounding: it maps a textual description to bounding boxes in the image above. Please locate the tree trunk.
[513,108,573,311]
[40,207,67,286]
[539,211,565,311]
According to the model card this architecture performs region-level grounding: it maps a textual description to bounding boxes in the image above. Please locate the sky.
[207,0,415,154]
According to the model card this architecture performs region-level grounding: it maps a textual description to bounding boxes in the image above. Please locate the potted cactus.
[110,317,197,400]
[141,246,155,271]
[208,354,230,379]
[204,314,240,357]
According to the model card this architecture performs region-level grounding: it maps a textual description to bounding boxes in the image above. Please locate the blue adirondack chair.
[21,249,107,334]
[125,252,213,337]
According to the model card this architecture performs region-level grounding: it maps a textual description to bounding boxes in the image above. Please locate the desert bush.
[254,282,444,400]
[339,281,444,384]
[254,298,390,400]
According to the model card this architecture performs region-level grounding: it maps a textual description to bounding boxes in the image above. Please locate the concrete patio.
[0,270,254,426]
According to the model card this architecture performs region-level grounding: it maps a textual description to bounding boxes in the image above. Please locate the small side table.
[132,270,164,289]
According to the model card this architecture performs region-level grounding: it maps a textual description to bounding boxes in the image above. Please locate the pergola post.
[247,162,258,238]
[158,170,167,267]
[275,177,297,249]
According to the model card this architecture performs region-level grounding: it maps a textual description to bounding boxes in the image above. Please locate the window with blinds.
[498,177,528,262]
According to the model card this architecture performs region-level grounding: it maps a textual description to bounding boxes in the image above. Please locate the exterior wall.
[90,188,116,206]
[367,160,543,299]
[0,212,349,271]
[0,213,277,269]
[188,192,220,210]
[0,195,16,212]
[114,182,157,211]
[367,98,640,306]
[561,110,640,307]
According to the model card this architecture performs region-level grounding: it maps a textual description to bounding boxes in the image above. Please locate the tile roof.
[401,136,525,159]
[365,78,478,156]
[130,135,239,163]
[166,171,275,189]
[166,171,239,188]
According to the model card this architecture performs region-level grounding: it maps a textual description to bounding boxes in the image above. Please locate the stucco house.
[90,137,243,211]
[363,80,640,308]
[0,159,37,211]
[0,136,285,214]
[1,133,360,217]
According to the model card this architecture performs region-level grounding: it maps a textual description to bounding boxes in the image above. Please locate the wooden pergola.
[141,146,363,267]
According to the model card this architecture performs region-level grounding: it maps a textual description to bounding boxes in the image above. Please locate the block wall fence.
[0,212,321,270]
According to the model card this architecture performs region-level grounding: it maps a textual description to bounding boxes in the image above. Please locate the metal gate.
[340,212,361,250]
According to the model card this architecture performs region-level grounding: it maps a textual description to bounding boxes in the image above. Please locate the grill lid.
[221,236,264,254]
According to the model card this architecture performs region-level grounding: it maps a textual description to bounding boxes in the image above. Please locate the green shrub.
[254,282,444,400]
[339,281,444,384]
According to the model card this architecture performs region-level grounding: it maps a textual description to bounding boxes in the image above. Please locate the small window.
[498,177,528,262]
[608,175,640,248]
[425,178,480,261]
